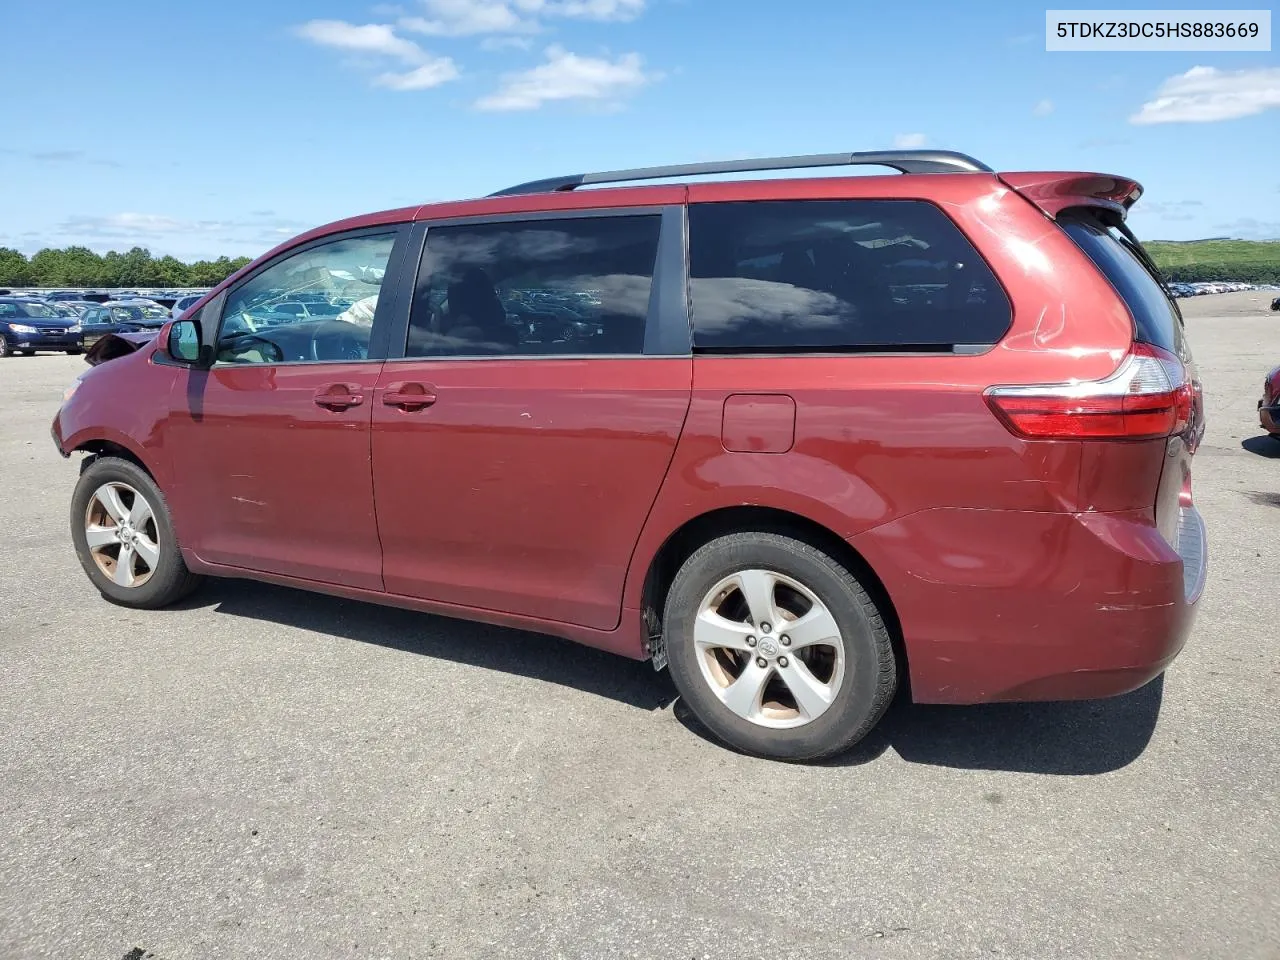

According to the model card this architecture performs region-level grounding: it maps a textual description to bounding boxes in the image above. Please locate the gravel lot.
[2,290,1277,960]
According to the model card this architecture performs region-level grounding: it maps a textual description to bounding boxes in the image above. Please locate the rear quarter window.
[1059,214,1184,355]
[688,199,1011,352]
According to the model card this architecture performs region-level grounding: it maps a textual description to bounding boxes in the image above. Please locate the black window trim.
[684,196,1013,358]
[383,204,691,363]
[199,222,414,367]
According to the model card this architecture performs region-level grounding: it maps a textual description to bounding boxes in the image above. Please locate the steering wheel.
[309,328,368,362]
[219,334,284,364]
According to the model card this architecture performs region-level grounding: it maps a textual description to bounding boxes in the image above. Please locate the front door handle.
[383,382,437,412]
[313,383,365,411]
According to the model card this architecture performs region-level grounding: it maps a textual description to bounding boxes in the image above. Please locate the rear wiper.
[1113,219,1185,324]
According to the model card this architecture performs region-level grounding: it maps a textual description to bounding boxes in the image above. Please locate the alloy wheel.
[83,482,161,588]
[693,568,845,729]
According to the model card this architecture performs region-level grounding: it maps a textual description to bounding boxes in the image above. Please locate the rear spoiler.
[998,172,1143,220]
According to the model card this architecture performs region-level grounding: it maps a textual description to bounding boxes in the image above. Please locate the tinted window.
[1060,214,1183,354]
[217,233,396,364]
[2,301,59,319]
[688,200,1010,351]
[406,215,661,357]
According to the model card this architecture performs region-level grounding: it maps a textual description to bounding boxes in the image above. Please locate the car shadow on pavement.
[674,677,1166,775]
[185,579,679,712]
[1241,435,1280,458]
[189,579,1165,774]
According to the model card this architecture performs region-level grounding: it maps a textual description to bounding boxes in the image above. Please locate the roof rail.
[488,150,993,197]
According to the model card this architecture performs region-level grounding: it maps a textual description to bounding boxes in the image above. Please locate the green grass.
[1144,239,1280,284]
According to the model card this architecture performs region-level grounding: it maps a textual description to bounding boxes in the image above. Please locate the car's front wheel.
[663,532,897,761]
[70,456,203,608]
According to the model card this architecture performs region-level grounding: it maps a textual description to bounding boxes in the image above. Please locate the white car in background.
[170,293,209,319]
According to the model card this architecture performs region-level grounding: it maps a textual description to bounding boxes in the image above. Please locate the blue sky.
[1,0,1277,260]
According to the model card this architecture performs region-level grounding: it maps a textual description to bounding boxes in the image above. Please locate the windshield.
[140,305,169,318]
[10,301,59,318]
[109,306,145,321]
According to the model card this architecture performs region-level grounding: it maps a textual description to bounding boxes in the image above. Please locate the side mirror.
[166,320,213,367]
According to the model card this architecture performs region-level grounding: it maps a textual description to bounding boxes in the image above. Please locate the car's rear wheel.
[663,532,897,761]
[70,457,203,608]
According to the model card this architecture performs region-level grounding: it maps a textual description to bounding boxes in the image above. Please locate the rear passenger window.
[688,200,1010,351]
[406,215,660,357]
[1059,214,1184,355]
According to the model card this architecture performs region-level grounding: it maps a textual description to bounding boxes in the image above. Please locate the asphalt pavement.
[1,291,1277,960]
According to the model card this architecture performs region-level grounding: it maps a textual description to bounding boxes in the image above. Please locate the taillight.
[985,342,1192,441]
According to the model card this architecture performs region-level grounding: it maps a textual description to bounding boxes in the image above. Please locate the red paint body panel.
[164,362,386,590]
[849,507,1191,703]
[55,343,179,490]
[369,358,691,630]
[52,165,1206,706]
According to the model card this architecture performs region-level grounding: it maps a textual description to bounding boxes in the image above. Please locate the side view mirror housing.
[166,319,214,368]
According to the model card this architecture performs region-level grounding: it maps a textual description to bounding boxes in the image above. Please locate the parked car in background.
[1259,364,1280,439]
[43,301,86,320]
[169,293,208,319]
[1271,297,1280,312]
[0,296,82,356]
[78,301,174,348]
[51,149,1208,761]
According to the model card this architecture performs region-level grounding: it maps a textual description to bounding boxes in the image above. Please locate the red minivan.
[52,150,1207,760]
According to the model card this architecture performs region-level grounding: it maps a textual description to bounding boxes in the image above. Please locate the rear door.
[163,226,411,589]
[370,206,692,630]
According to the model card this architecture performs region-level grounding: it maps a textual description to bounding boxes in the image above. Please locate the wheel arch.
[638,505,907,684]
[73,435,160,483]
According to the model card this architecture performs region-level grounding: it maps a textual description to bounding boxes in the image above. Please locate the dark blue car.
[0,297,83,357]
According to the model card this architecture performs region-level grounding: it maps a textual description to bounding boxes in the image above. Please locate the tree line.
[0,246,252,289]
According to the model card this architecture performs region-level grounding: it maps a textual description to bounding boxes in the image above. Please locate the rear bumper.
[850,505,1206,705]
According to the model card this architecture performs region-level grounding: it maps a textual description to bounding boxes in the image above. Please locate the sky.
[1,0,1277,261]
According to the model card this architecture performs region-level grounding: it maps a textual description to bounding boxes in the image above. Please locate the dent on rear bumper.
[849,507,1202,705]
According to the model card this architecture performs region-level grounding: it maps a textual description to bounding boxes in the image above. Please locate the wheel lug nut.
[746,636,757,647]
[756,657,768,669]
[780,635,791,646]
[778,656,789,668]
[761,622,772,634]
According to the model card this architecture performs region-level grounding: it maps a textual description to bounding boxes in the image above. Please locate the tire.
[663,532,897,761]
[0,338,8,358]
[70,456,203,608]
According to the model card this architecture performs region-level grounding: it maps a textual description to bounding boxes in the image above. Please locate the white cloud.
[536,0,644,20]
[294,18,459,91]
[1130,66,1280,124]
[295,19,426,62]
[1212,217,1280,239]
[892,133,928,149]
[400,0,536,36]
[374,59,460,89]
[475,46,652,111]
[400,0,643,35]
[1142,199,1204,222]
[481,34,535,50]
[1032,98,1054,116]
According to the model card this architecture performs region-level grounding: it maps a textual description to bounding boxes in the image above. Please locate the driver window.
[216,233,396,365]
